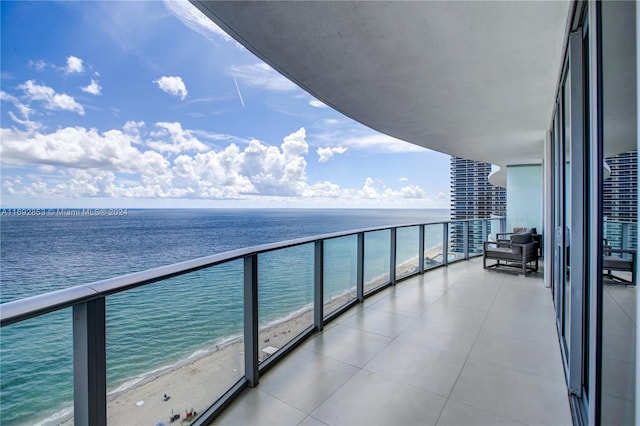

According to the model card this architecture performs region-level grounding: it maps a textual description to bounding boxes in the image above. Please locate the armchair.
[497,227,543,257]
[483,232,539,275]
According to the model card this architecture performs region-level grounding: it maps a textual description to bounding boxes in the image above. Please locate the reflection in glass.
[563,68,571,352]
[447,222,466,263]
[468,220,484,256]
[600,1,637,424]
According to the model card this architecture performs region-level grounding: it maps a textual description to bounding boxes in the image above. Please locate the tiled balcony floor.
[214,258,572,426]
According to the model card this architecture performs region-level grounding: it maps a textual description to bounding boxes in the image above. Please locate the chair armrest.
[484,241,500,250]
[606,248,636,261]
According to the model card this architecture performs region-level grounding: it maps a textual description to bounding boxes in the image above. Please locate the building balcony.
[1,217,574,425]
[214,258,571,426]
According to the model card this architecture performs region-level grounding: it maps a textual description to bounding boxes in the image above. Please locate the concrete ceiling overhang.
[192,1,571,173]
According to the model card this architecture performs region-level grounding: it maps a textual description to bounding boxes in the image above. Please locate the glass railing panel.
[424,223,444,270]
[364,229,391,294]
[603,220,623,248]
[396,226,419,279]
[258,244,314,362]
[604,220,638,252]
[488,218,503,242]
[105,261,244,425]
[468,220,484,256]
[323,235,357,317]
[1,309,74,425]
[447,222,466,262]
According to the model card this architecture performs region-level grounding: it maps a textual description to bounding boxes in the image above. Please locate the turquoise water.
[0,209,448,425]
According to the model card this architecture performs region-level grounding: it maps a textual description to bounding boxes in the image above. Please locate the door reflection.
[600,1,637,424]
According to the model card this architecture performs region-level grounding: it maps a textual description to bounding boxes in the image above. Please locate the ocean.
[0,208,449,425]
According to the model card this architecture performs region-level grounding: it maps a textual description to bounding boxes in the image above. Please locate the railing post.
[244,255,259,387]
[314,240,324,331]
[73,298,107,426]
[357,232,364,302]
[418,225,425,274]
[463,221,469,260]
[443,223,449,266]
[621,222,629,250]
[390,228,397,285]
[482,220,488,246]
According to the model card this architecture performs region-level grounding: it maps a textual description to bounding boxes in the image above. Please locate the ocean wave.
[259,303,314,332]
[108,333,244,398]
[33,406,73,426]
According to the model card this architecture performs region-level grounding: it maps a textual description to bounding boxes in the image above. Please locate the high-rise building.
[603,150,637,249]
[450,157,506,253]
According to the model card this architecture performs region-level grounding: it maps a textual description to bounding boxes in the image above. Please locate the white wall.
[506,164,543,233]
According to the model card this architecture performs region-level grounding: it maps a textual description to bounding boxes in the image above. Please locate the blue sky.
[0,1,451,209]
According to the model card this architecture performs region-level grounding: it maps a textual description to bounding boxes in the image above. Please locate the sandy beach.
[57,248,442,426]
[55,293,354,426]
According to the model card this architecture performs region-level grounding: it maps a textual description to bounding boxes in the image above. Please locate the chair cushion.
[485,247,522,262]
[603,256,633,271]
[511,233,533,244]
[513,227,537,235]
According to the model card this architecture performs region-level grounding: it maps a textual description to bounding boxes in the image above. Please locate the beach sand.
[58,249,442,425]
[57,293,355,426]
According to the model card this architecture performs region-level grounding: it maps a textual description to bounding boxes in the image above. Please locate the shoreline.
[52,247,443,425]
[54,293,355,426]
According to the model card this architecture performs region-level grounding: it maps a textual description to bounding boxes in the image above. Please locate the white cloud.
[147,122,209,153]
[230,63,298,92]
[123,121,145,136]
[240,128,308,196]
[81,79,102,95]
[1,90,39,131]
[0,100,433,204]
[354,177,428,201]
[1,126,148,171]
[309,99,327,108]
[0,123,313,200]
[19,80,85,115]
[399,177,408,182]
[164,0,237,44]
[302,181,345,198]
[317,146,347,163]
[29,60,48,71]
[399,184,426,198]
[154,76,188,100]
[66,56,84,73]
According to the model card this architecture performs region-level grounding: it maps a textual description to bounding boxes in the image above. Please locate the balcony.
[213,258,571,426]
[0,219,570,425]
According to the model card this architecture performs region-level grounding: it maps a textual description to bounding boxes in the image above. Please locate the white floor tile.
[214,388,307,426]
[436,399,525,426]
[450,359,571,425]
[259,348,360,413]
[311,369,447,426]
[365,339,467,397]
